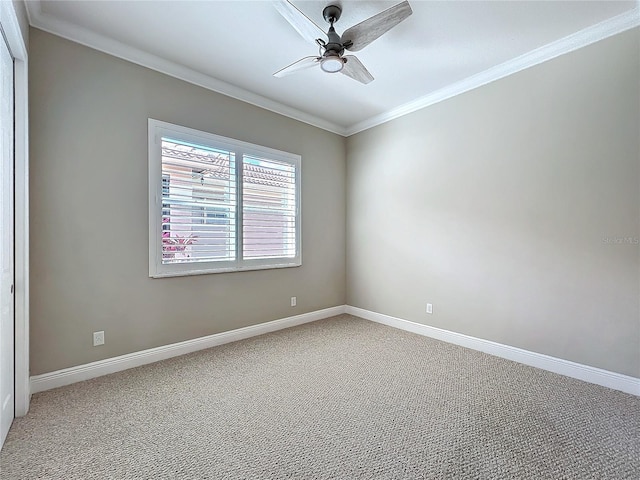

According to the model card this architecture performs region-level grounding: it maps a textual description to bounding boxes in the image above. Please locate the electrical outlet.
[291,296,297,307]
[93,331,105,346]
[426,303,433,314]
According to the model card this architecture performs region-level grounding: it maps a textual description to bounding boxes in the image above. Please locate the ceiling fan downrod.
[321,5,345,57]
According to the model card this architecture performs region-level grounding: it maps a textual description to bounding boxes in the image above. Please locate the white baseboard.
[30,304,639,397]
[30,305,347,394]
[346,306,640,396]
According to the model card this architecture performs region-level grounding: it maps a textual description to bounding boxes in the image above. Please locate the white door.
[0,31,14,448]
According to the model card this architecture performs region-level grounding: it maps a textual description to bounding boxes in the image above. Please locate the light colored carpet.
[1,314,638,479]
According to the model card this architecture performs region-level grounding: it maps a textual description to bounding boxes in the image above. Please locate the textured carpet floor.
[1,314,638,479]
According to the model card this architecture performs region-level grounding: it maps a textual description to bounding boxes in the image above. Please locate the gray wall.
[30,25,639,379]
[29,29,346,375]
[346,28,640,377]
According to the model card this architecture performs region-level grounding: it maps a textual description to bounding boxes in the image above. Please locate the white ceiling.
[26,1,639,135]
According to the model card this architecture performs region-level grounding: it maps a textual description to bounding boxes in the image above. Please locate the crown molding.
[345,6,640,136]
[25,2,639,138]
[25,1,348,136]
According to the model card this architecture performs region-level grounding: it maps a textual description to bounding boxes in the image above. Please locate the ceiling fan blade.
[341,55,374,84]
[273,56,321,77]
[341,0,413,52]
[273,0,326,44]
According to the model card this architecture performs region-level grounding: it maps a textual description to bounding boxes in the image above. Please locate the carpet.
[1,314,638,479]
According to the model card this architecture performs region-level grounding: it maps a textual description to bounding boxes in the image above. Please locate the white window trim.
[148,119,302,278]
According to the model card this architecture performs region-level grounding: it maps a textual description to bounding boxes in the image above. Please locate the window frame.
[148,119,302,278]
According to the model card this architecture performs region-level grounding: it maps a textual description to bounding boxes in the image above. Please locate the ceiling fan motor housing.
[324,26,344,56]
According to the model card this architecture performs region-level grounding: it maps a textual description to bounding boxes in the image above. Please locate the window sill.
[149,261,302,279]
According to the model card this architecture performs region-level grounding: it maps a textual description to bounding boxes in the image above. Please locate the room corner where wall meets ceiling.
[346,27,640,378]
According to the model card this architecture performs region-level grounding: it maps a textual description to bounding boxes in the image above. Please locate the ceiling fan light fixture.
[320,55,344,73]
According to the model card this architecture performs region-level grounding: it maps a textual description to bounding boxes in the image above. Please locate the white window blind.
[161,138,236,264]
[243,156,297,260]
[149,119,301,277]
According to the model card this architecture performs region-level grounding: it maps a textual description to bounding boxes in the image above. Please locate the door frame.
[0,2,29,417]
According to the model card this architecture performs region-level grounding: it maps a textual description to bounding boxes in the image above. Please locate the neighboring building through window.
[148,119,301,277]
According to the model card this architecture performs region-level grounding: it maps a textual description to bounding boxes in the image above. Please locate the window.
[149,119,301,277]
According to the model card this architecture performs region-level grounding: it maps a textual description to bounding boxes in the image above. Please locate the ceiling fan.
[273,0,412,84]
